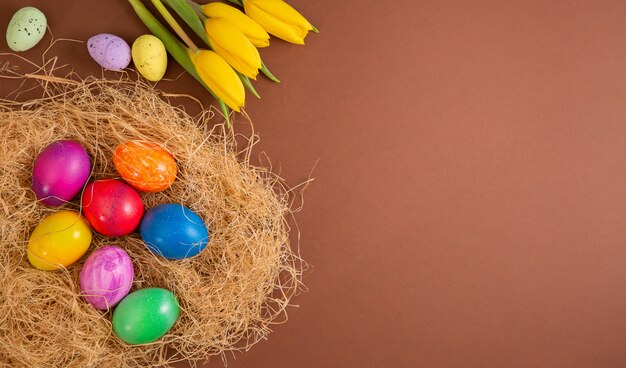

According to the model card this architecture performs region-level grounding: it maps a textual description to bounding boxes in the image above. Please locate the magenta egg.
[79,246,134,310]
[32,140,91,207]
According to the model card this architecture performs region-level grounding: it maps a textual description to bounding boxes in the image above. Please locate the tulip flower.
[242,0,317,45]
[204,18,262,79]
[200,2,270,48]
[190,49,245,111]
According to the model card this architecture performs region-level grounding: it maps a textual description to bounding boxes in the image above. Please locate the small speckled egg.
[113,140,177,192]
[87,34,131,71]
[132,35,167,82]
[6,7,47,52]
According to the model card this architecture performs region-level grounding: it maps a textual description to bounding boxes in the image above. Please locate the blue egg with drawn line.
[140,203,209,260]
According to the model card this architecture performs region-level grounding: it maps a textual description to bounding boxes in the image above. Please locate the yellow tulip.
[189,49,245,112]
[205,18,262,79]
[201,2,270,48]
[243,0,316,45]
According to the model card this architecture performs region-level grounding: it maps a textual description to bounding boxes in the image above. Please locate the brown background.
[2,0,626,367]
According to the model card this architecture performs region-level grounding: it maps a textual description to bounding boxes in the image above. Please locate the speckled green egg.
[6,7,47,52]
[132,35,167,81]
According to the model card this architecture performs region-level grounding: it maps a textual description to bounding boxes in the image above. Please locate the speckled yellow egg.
[132,35,167,82]
[113,140,177,192]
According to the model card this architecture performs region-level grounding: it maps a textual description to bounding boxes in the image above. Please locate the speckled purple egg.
[87,33,131,71]
[80,246,134,310]
[32,140,91,207]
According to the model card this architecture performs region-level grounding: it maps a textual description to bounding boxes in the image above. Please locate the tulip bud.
[190,49,245,112]
[205,18,262,79]
[201,2,270,48]
[243,0,316,45]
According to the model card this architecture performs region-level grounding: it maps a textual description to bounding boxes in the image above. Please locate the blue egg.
[140,204,209,259]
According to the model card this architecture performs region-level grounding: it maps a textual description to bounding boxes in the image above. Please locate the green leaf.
[238,73,261,99]
[129,0,230,126]
[162,0,209,44]
[260,62,280,83]
[184,0,206,19]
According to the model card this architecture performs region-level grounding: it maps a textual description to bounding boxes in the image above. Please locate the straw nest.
[0,70,305,367]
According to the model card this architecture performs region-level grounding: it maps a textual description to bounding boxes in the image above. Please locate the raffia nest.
[0,65,306,367]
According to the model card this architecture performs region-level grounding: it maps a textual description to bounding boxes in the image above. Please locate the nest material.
[0,73,305,367]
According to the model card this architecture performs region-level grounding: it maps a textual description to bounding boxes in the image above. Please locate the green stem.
[151,0,199,52]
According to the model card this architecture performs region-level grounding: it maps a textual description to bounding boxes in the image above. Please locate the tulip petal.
[191,50,245,112]
[245,0,314,32]
[202,2,270,48]
[243,0,307,44]
[205,18,262,79]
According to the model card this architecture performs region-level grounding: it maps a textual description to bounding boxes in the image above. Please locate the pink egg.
[87,33,131,71]
[80,246,134,310]
[32,140,91,207]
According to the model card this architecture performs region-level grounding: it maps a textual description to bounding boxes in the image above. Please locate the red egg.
[81,179,144,237]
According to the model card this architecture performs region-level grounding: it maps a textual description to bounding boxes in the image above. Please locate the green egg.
[112,288,180,345]
[6,7,47,52]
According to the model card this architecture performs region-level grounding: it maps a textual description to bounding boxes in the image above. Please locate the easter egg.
[87,34,131,71]
[81,179,144,237]
[27,211,93,270]
[6,7,47,52]
[32,140,91,207]
[113,140,177,192]
[112,288,179,345]
[140,204,209,260]
[132,35,167,82]
[80,246,134,310]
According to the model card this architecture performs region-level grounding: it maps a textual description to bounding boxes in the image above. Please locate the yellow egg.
[132,35,167,82]
[27,211,93,271]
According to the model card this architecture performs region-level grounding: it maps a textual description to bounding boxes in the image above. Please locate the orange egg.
[113,140,177,192]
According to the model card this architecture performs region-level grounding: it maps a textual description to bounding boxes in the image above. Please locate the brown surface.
[2,0,626,367]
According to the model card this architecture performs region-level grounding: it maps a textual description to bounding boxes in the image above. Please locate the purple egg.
[80,246,134,310]
[32,140,91,207]
[87,33,131,71]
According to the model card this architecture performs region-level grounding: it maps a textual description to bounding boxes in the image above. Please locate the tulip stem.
[151,0,200,52]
